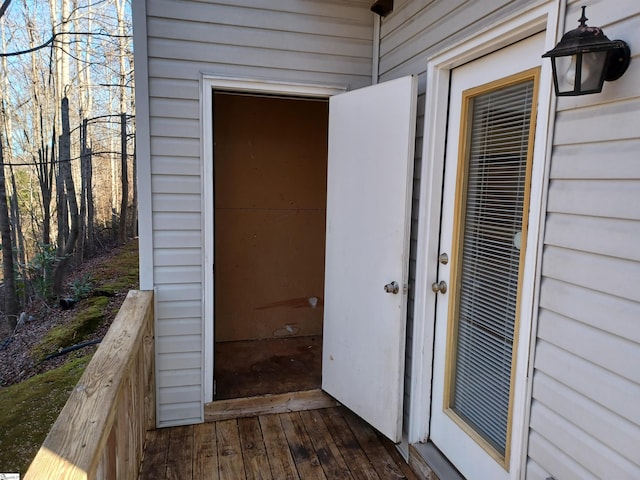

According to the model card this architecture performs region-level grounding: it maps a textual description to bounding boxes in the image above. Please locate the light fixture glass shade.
[551,50,608,95]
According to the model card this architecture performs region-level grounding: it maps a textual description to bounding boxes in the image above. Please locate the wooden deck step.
[205,389,339,422]
[138,406,419,480]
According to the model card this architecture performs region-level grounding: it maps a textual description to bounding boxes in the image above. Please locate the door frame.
[408,1,558,473]
[200,75,346,403]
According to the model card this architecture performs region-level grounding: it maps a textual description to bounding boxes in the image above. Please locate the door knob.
[431,281,447,294]
[384,281,399,294]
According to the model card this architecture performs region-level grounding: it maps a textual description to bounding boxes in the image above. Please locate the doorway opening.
[212,92,329,400]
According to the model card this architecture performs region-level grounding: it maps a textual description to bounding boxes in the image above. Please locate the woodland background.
[0,0,134,332]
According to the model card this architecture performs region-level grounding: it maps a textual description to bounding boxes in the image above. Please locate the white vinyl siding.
[136,0,374,427]
[526,1,640,478]
[145,0,373,87]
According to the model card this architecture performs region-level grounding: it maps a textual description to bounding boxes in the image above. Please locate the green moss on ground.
[0,355,92,475]
[31,239,139,361]
[31,296,110,361]
[90,239,139,293]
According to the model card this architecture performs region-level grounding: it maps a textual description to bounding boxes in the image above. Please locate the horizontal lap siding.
[142,0,373,426]
[527,1,640,477]
[146,0,373,87]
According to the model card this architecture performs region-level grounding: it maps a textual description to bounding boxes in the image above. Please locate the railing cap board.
[24,290,154,480]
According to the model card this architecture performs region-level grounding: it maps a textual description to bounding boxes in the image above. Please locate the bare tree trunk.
[55,149,66,255]
[118,113,128,243]
[1,19,12,153]
[53,0,71,98]
[24,2,54,249]
[76,119,87,261]
[53,4,66,256]
[9,168,25,267]
[49,0,71,193]
[130,137,138,237]
[84,2,93,117]
[116,0,128,243]
[0,136,18,328]
[38,124,55,247]
[9,168,27,305]
[110,130,117,241]
[49,0,60,109]
[52,97,79,295]
[86,145,94,254]
[1,20,22,315]
[78,118,93,259]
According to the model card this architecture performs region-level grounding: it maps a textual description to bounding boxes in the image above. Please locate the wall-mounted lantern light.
[542,6,630,96]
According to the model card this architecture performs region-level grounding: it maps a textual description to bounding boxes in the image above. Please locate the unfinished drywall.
[214,93,328,342]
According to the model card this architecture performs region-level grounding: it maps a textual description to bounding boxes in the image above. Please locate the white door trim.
[409,1,558,476]
[200,75,346,403]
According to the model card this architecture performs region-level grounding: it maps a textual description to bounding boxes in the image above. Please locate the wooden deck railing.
[25,290,155,480]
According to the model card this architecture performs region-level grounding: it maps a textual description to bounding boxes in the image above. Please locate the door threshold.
[409,442,464,480]
[204,389,338,422]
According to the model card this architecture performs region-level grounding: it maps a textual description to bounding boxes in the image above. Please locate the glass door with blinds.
[429,34,542,480]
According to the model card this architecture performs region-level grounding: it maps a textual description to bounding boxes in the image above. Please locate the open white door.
[322,76,417,442]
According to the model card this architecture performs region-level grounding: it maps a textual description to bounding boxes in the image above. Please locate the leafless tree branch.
[0,30,131,57]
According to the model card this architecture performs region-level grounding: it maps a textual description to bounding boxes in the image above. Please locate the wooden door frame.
[200,75,346,403]
[408,2,558,475]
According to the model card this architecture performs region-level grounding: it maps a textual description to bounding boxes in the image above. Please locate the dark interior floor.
[214,335,322,400]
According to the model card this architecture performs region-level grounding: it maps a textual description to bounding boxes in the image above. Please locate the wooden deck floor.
[138,405,419,479]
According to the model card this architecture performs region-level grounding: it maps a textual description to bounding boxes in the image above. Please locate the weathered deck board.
[238,416,272,480]
[260,414,300,480]
[299,409,354,479]
[138,406,419,480]
[280,412,328,479]
[217,419,247,479]
[138,424,170,478]
[193,422,218,479]
[343,408,408,479]
[319,407,382,480]
[167,425,194,480]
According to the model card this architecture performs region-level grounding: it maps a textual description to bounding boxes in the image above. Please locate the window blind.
[450,79,534,456]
